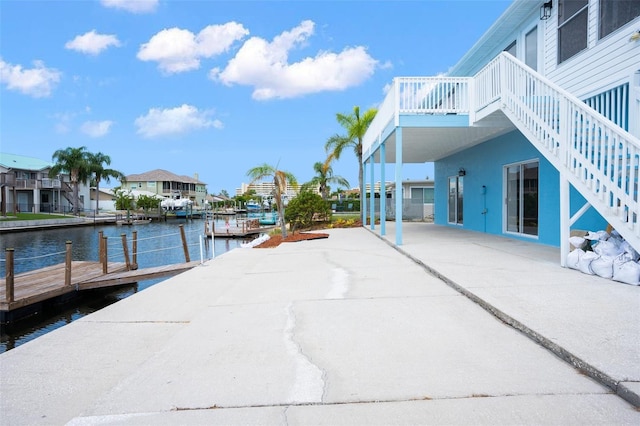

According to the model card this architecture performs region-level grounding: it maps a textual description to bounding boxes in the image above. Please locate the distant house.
[125,169,208,207]
[0,152,87,215]
[362,0,640,265]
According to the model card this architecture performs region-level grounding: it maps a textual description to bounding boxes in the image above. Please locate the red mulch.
[254,232,330,248]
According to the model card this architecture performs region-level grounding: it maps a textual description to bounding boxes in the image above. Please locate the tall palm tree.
[304,155,350,200]
[49,146,91,215]
[325,106,377,202]
[87,152,126,216]
[246,163,297,238]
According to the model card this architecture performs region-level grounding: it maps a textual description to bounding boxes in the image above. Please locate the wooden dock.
[1,260,200,318]
[206,218,276,238]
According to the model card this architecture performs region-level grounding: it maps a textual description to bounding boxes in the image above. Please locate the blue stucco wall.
[434,130,607,247]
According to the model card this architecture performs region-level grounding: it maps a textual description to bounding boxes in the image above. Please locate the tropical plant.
[285,190,330,232]
[49,146,91,215]
[87,151,126,216]
[246,163,297,238]
[302,155,350,200]
[136,194,161,211]
[325,106,377,203]
[113,188,134,211]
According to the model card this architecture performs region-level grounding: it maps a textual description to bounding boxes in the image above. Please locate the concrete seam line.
[364,228,637,408]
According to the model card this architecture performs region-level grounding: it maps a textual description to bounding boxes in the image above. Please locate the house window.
[525,26,538,70]
[600,0,640,39]
[558,0,588,63]
[505,160,539,236]
[410,187,434,204]
[448,176,463,224]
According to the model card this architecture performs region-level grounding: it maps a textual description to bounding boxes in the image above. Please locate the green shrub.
[285,191,331,232]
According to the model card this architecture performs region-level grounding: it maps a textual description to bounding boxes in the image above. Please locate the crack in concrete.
[283,302,325,404]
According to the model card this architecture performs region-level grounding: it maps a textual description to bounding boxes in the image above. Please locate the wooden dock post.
[5,248,14,303]
[98,231,104,263]
[65,241,72,287]
[102,235,108,274]
[121,234,131,271]
[132,231,138,270]
[179,224,190,263]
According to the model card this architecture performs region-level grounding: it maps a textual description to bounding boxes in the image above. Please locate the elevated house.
[125,169,208,207]
[0,152,86,215]
[362,0,640,265]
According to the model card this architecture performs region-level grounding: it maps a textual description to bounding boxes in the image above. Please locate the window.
[558,0,588,63]
[505,40,517,57]
[410,187,434,204]
[600,0,640,39]
[525,27,538,70]
[448,176,463,224]
[505,161,539,236]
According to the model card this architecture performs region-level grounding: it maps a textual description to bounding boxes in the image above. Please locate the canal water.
[0,218,253,353]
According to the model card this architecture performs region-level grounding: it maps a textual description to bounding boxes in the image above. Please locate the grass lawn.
[0,212,71,221]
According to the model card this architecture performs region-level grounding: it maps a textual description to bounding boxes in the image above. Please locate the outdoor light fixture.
[630,30,640,42]
[540,0,552,20]
[458,168,466,177]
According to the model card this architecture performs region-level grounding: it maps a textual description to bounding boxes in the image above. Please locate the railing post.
[102,235,108,274]
[5,248,14,303]
[132,230,138,270]
[65,241,72,287]
[121,233,131,271]
[98,230,104,264]
[179,224,190,263]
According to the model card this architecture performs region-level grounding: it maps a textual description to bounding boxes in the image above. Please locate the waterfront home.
[362,0,640,264]
[0,152,86,215]
[125,169,208,207]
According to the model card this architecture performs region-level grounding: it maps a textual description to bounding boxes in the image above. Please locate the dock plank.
[1,260,198,314]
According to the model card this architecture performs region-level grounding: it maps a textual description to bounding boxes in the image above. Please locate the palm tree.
[87,152,126,216]
[246,163,297,238]
[49,146,91,215]
[304,155,350,200]
[325,106,377,202]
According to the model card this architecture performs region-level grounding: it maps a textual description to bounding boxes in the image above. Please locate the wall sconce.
[540,0,552,20]
[458,168,466,177]
[630,30,640,42]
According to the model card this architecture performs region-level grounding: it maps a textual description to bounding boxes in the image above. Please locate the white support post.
[362,160,368,226]
[560,172,570,267]
[395,127,403,245]
[380,142,386,236]
[370,157,375,230]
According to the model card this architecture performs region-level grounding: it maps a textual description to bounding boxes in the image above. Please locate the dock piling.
[65,241,72,287]
[132,231,138,270]
[121,234,131,271]
[179,224,190,263]
[4,248,14,303]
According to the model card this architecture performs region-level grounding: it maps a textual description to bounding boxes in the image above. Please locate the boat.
[116,218,153,226]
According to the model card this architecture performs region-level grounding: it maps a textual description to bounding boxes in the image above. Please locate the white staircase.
[474,53,640,252]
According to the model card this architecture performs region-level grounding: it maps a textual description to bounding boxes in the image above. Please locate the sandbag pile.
[567,230,640,285]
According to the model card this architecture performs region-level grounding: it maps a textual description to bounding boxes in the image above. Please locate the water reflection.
[0,218,253,352]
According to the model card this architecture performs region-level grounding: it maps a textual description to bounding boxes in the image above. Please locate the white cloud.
[135,104,221,138]
[138,23,249,74]
[81,120,113,137]
[65,30,121,56]
[210,20,378,100]
[0,58,61,98]
[101,0,158,14]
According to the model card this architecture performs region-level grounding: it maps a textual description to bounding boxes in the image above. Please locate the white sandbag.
[569,236,586,250]
[585,230,609,241]
[612,254,640,285]
[590,255,614,279]
[620,241,640,262]
[593,239,623,257]
[566,248,583,270]
[577,251,599,275]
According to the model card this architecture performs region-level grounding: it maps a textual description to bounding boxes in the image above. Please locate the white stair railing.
[476,52,640,249]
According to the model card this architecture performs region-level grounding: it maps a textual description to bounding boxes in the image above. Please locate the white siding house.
[362,0,640,265]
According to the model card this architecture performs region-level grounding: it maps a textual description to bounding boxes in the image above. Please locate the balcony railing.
[364,77,472,153]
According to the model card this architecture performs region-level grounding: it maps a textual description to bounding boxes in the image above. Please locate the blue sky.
[0,0,511,195]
